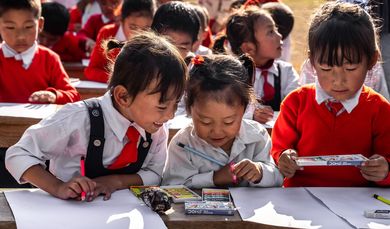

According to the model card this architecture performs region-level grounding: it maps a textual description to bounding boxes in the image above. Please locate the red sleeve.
[78,14,100,40]
[271,90,301,164]
[54,32,86,62]
[46,52,81,104]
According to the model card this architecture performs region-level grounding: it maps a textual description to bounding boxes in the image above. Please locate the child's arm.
[22,164,96,201]
[232,159,262,184]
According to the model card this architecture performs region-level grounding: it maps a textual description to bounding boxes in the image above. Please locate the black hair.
[151,1,200,43]
[41,2,69,36]
[107,32,187,103]
[0,0,41,18]
[212,6,272,55]
[192,4,209,31]
[309,1,379,66]
[121,0,156,20]
[261,2,294,40]
[186,54,254,113]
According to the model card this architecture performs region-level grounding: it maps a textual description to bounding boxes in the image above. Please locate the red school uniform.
[84,24,120,83]
[68,6,82,32]
[77,14,114,41]
[0,45,81,104]
[51,31,87,62]
[271,85,390,187]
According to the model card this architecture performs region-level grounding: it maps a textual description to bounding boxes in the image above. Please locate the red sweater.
[68,6,82,32]
[51,32,86,62]
[78,14,114,41]
[84,24,120,83]
[271,85,390,187]
[0,45,80,104]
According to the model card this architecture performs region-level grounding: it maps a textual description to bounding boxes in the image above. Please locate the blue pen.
[177,142,224,166]
[177,142,238,184]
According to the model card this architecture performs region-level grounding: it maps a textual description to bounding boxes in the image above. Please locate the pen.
[80,156,86,201]
[373,194,390,205]
[177,142,238,184]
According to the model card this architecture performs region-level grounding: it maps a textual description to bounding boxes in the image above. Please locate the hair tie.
[191,55,204,66]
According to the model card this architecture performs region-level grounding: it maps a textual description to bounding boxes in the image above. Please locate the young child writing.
[0,0,80,104]
[271,2,390,187]
[162,54,283,188]
[84,0,155,83]
[6,32,187,201]
[213,5,299,124]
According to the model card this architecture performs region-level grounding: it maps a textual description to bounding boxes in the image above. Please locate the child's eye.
[25,26,34,29]
[224,121,234,126]
[5,27,14,30]
[157,106,167,111]
[200,120,211,126]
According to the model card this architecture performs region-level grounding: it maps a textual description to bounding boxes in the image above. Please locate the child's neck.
[256,59,274,69]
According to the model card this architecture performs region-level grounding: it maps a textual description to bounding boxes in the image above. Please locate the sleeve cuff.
[250,162,283,187]
[137,169,161,186]
[191,171,215,188]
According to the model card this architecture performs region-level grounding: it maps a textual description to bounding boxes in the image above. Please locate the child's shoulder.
[361,86,390,106]
[36,45,61,60]
[240,119,269,141]
[98,23,120,38]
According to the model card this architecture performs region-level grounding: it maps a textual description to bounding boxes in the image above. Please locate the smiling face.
[191,98,244,152]
[0,9,43,53]
[113,81,179,134]
[313,51,373,101]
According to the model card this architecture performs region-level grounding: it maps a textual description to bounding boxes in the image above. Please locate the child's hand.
[29,90,56,103]
[213,164,237,186]
[90,176,121,201]
[278,149,301,178]
[253,105,274,124]
[85,38,96,53]
[360,154,389,182]
[233,159,262,183]
[55,176,96,200]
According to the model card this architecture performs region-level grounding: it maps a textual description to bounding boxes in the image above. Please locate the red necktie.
[260,60,275,102]
[325,100,344,115]
[108,126,140,169]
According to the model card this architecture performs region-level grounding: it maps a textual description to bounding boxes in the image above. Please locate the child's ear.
[113,85,133,107]
[38,17,44,33]
[368,50,379,70]
[240,42,256,57]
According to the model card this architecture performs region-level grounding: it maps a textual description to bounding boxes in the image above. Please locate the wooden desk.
[0,191,279,229]
[63,61,87,80]
[71,79,108,100]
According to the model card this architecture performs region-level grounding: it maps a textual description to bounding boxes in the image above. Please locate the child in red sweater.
[84,0,155,83]
[271,2,390,187]
[0,0,80,104]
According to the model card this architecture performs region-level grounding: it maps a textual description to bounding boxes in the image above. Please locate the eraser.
[364,210,390,219]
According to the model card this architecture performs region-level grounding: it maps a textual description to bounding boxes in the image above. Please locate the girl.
[162,55,282,188]
[272,2,390,187]
[85,0,155,83]
[5,32,187,201]
[213,5,299,124]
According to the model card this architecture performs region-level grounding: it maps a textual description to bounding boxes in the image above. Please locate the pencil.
[80,156,86,201]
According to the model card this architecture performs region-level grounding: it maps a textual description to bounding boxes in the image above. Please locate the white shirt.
[6,92,168,185]
[162,119,283,188]
[115,24,126,41]
[299,59,390,101]
[1,41,37,69]
[253,59,300,101]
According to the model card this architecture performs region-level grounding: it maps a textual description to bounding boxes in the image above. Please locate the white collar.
[315,79,362,113]
[100,91,147,141]
[115,24,126,41]
[2,41,37,69]
[101,14,111,24]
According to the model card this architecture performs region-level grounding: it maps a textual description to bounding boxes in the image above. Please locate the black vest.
[263,63,282,111]
[83,99,152,178]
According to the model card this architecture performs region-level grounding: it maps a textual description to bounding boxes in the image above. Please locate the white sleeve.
[282,63,300,98]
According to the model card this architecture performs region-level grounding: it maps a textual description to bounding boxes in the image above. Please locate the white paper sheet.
[306,187,390,229]
[229,187,351,228]
[0,103,58,119]
[5,189,167,229]
[71,80,108,89]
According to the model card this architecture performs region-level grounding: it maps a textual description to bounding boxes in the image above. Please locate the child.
[271,2,390,187]
[84,0,155,83]
[0,0,80,104]
[213,6,299,124]
[6,32,187,201]
[39,2,87,62]
[151,1,200,60]
[192,4,212,55]
[162,54,283,188]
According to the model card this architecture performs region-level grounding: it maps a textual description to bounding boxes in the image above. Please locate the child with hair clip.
[272,2,390,187]
[6,32,187,201]
[162,54,283,188]
[85,0,156,83]
[213,5,299,124]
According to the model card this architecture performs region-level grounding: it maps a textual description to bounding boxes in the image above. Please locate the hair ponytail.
[238,54,255,85]
[105,39,125,52]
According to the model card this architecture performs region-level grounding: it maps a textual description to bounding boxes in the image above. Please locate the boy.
[151,1,200,60]
[39,2,87,62]
[0,0,80,104]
